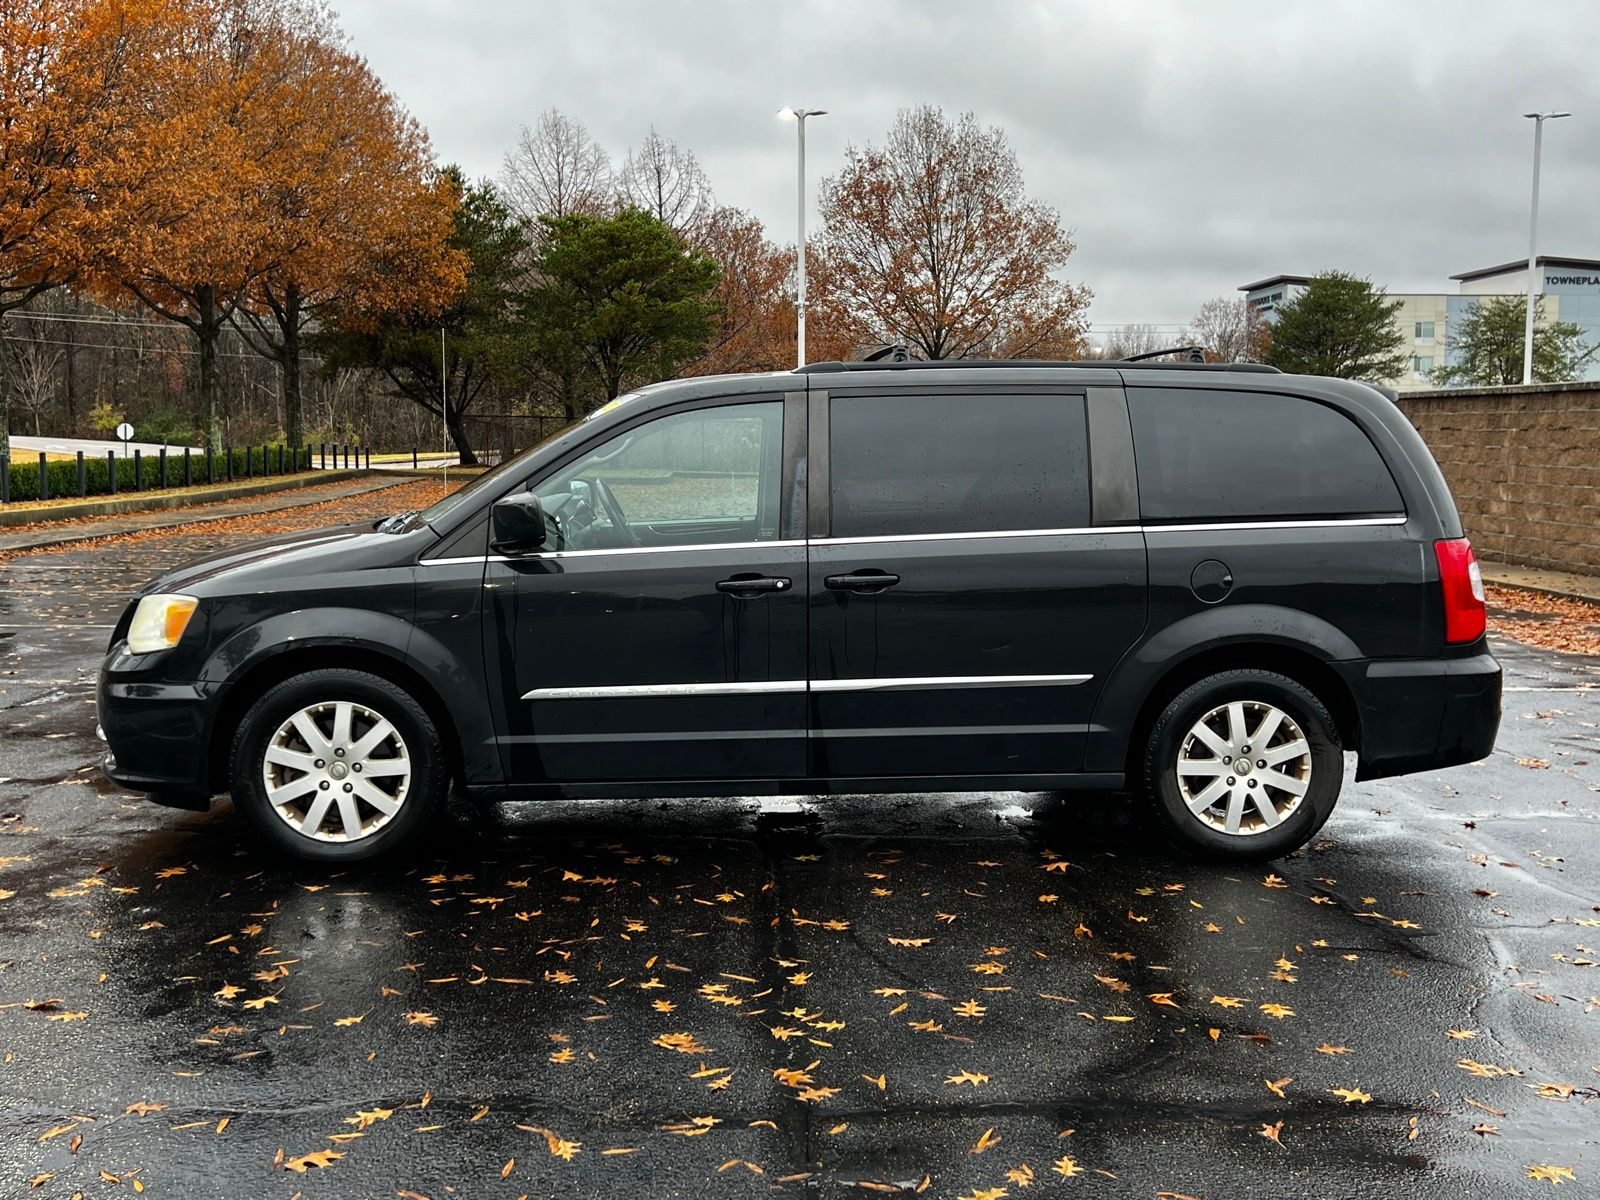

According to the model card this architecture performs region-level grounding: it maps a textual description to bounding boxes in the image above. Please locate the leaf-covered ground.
[1487,584,1600,658]
[0,488,1596,1197]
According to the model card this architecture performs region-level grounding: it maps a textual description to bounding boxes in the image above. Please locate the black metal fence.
[457,413,570,466]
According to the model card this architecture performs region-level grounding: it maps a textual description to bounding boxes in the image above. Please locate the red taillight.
[1435,537,1486,644]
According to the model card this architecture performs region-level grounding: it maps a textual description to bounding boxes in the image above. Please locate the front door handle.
[716,574,792,596]
[824,571,901,594]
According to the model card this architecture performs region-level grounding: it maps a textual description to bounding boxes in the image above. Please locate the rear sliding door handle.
[824,571,901,594]
[716,574,791,595]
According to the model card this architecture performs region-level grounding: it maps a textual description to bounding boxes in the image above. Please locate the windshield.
[415,426,569,529]
[416,394,653,530]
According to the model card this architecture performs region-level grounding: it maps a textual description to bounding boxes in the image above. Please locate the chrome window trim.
[1143,514,1406,534]
[811,525,1140,546]
[423,538,805,566]
[422,515,1408,566]
[524,537,805,560]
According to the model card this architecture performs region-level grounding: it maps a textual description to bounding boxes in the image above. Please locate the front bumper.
[1343,651,1502,781]
[97,642,218,802]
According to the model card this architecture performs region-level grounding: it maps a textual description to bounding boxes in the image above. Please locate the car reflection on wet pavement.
[1,530,1597,1197]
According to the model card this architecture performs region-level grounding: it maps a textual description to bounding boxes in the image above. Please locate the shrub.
[136,406,197,446]
[2,445,309,502]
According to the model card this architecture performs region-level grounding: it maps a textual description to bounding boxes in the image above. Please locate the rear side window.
[829,392,1090,538]
[1127,388,1403,522]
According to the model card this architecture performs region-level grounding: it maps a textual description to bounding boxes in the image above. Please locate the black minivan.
[97,360,1502,862]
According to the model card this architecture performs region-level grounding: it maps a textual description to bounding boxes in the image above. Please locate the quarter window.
[829,393,1091,538]
[534,402,782,550]
[1127,388,1403,522]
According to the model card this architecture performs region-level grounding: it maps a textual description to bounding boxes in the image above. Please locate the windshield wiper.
[376,509,419,533]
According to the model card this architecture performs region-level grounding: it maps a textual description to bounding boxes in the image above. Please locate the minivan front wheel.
[1145,670,1342,860]
[230,669,444,862]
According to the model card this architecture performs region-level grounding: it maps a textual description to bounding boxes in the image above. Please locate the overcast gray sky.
[332,0,1599,328]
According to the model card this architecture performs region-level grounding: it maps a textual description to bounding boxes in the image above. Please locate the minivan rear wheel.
[1144,670,1342,860]
[230,668,444,863]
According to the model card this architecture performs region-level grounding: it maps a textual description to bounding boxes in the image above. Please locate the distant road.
[11,436,468,472]
[10,434,201,458]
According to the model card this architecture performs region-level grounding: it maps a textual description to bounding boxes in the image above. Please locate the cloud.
[334,0,1599,325]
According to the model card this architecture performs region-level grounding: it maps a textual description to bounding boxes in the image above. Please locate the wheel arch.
[1117,642,1360,786]
[207,645,467,796]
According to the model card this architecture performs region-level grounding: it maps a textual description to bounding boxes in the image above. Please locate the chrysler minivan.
[97,360,1502,862]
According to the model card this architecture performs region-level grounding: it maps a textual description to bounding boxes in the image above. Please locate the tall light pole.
[1521,111,1570,385]
[779,107,826,367]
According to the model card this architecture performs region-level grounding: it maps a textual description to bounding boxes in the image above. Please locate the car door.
[484,393,808,787]
[807,384,1147,781]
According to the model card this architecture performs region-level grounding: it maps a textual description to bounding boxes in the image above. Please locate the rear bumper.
[1343,651,1502,781]
[97,643,217,801]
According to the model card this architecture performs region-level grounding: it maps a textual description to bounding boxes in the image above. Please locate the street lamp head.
[777,107,796,120]
[778,107,828,121]
[1524,111,1572,120]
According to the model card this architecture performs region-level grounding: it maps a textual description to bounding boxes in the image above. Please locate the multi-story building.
[1241,256,1600,391]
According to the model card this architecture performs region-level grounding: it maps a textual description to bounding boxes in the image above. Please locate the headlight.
[127,594,199,654]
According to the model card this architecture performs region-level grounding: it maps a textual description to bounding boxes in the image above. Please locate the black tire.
[1144,669,1342,861]
[230,668,447,863]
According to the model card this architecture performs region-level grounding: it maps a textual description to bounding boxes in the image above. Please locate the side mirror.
[490,492,547,553]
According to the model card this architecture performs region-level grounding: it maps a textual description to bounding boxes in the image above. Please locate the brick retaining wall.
[1395,381,1600,574]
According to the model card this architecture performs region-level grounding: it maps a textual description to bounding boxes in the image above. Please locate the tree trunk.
[196,284,223,454]
[64,336,78,432]
[281,284,304,448]
[446,405,478,466]
[0,309,10,461]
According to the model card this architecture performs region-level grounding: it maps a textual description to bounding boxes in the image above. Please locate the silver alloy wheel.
[261,700,410,842]
[1175,700,1311,836]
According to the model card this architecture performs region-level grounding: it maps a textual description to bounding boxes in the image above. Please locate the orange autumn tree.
[231,37,465,448]
[816,104,1090,360]
[799,239,873,364]
[0,0,183,457]
[683,206,795,376]
[88,0,338,453]
[683,208,869,376]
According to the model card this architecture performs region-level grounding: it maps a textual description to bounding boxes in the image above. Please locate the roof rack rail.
[861,343,910,362]
[794,358,1282,375]
[1117,345,1207,363]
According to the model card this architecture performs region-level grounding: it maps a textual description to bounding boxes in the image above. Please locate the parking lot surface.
[1,497,1596,1198]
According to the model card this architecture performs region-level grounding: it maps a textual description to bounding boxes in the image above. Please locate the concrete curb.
[0,470,374,527]
[1484,573,1600,608]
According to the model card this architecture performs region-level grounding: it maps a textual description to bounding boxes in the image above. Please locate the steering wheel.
[589,476,638,548]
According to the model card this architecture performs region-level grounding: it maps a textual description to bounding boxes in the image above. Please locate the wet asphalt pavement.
[1,525,1598,1200]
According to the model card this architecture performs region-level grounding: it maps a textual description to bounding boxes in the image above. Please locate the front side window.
[1127,388,1403,522]
[533,401,781,550]
[829,392,1091,538]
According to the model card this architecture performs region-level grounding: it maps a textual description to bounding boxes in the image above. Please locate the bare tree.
[616,128,712,239]
[816,105,1089,360]
[1101,324,1180,360]
[500,108,613,223]
[6,338,62,434]
[1185,296,1268,363]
